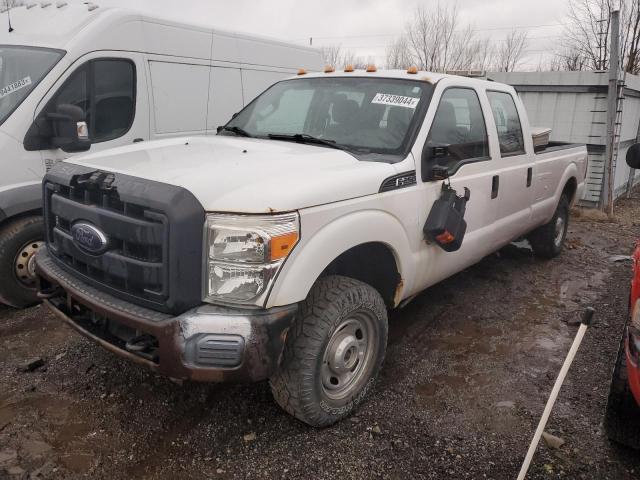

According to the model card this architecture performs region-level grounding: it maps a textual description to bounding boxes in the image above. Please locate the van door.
[207,67,244,132]
[485,90,534,244]
[34,52,148,170]
[413,86,498,290]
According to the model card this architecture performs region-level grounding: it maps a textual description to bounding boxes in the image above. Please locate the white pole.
[517,308,595,480]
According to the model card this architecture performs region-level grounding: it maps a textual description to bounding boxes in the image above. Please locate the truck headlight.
[204,213,299,303]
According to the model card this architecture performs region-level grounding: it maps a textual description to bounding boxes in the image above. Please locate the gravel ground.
[2,196,640,479]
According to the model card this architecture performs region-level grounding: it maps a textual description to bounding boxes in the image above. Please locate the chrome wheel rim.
[14,240,44,287]
[554,215,565,248]
[321,312,376,400]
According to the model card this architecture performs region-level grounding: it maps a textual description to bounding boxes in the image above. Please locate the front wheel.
[0,215,45,308]
[270,275,388,427]
[528,194,569,259]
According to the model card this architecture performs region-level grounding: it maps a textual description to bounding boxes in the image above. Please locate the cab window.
[425,88,489,173]
[42,58,135,144]
[487,91,525,156]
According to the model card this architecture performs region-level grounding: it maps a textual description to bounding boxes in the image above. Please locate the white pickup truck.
[35,69,587,427]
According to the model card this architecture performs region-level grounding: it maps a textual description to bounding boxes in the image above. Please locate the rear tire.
[528,195,569,259]
[270,275,388,427]
[0,216,45,309]
[604,328,640,449]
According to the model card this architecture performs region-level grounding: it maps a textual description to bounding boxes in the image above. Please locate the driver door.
[412,86,500,290]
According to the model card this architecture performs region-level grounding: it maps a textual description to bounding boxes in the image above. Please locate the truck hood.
[68,136,398,212]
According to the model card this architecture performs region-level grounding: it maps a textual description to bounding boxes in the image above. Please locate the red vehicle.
[605,144,640,449]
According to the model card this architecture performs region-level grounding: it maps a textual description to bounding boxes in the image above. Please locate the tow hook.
[125,334,159,362]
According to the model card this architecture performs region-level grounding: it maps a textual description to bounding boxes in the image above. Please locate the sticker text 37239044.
[0,77,32,99]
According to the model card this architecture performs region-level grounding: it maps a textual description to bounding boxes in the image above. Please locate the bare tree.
[385,36,412,69]
[320,45,342,68]
[560,0,640,73]
[494,30,529,72]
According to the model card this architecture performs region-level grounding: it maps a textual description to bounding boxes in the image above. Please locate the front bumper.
[35,249,297,382]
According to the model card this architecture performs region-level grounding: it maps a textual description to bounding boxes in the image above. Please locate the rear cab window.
[486,91,526,156]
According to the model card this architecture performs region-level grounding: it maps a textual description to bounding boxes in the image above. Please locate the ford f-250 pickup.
[35,68,587,427]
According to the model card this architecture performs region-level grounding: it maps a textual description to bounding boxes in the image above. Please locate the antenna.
[7,1,14,33]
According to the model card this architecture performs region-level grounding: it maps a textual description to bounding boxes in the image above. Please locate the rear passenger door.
[485,90,534,244]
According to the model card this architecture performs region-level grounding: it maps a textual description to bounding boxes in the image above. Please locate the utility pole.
[602,9,620,216]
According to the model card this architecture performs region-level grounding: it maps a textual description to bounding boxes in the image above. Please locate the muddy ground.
[2,197,640,480]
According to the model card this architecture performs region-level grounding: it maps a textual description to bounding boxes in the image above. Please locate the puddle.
[0,394,97,474]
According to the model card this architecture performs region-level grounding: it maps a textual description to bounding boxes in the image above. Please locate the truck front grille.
[42,164,205,314]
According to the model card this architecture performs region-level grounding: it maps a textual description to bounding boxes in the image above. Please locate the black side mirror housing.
[421,142,449,181]
[23,104,91,153]
[627,143,640,170]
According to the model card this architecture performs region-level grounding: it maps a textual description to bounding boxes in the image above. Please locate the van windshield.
[0,45,65,126]
[221,77,433,159]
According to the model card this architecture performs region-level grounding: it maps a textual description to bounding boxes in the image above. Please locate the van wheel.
[528,195,569,258]
[0,216,45,309]
[604,327,640,449]
[270,275,388,427]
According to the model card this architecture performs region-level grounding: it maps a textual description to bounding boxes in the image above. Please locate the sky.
[98,0,571,69]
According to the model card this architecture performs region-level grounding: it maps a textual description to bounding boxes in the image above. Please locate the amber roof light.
[366,64,377,73]
[297,68,307,75]
[324,65,335,73]
[344,65,355,72]
[407,66,419,74]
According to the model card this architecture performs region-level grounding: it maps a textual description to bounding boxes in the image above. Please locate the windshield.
[0,45,65,126]
[221,77,433,158]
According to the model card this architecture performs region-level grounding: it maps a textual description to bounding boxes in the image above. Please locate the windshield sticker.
[0,76,32,99]
[372,93,420,109]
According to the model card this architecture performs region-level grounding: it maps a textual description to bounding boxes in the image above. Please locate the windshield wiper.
[219,125,252,137]
[267,133,345,151]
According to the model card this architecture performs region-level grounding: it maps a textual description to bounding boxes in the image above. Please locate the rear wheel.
[0,216,45,308]
[604,327,640,449]
[270,275,388,427]
[528,194,569,258]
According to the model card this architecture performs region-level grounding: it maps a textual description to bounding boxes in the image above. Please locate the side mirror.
[421,142,450,181]
[24,104,91,152]
[47,104,91,153]
[627,143,640,170]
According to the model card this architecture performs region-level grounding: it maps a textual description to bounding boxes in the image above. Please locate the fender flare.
[0,182,43,224]
[555,163,580,206]
[265,209,415,308]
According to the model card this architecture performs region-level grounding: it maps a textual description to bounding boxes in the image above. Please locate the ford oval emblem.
[70,222,109,254]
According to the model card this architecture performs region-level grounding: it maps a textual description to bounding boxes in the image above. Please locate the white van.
[0,2,322,307]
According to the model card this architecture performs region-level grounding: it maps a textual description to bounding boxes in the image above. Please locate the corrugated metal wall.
[488,71,640,206]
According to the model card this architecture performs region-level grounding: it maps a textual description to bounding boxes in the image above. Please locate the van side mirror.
[627,143,640,170]
[421,142,450,181]
[23,104,91,153]
[47,104,91,153]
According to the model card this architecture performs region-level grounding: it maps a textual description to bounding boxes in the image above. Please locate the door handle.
[491,175,499,199]
[133,138,144,143]
[527,167,533,187]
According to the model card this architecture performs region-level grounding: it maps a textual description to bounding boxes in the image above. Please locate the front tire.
[270,275,388,427]
[0,215,45,308]
[528,194,569,259]
[604,328,640,449]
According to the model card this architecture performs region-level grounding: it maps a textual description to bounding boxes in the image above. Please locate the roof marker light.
[297,68,307,75]
[56,1,67,7]
[324,65,335,73]
[407,66,419,74]
[344,65,354,73]
[366,64,377,73]
[86,2,99,11]
[26,3,37,8]
[40,2,52,8]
